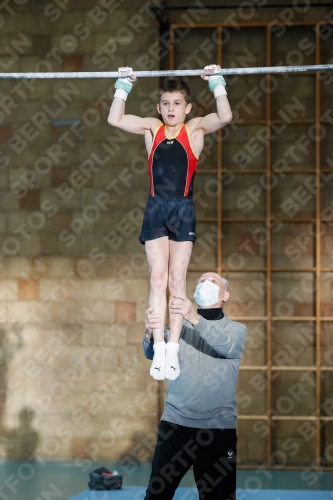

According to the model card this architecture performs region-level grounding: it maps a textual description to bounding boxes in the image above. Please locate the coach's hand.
[171,296,200,326]
[145,308,161,335]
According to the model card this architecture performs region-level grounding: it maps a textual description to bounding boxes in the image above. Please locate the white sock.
[165,342,180,380]
[150,342,166,380]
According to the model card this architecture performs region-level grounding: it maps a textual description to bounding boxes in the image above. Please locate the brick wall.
[0,0,332,467]
[0,0,160,462]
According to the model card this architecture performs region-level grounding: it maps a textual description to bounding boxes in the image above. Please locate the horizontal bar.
[1,64,333,79]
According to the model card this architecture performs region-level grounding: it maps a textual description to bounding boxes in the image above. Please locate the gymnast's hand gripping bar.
[0,64,333,79]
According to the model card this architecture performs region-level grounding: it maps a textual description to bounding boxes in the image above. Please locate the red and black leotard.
[148,124,199,199]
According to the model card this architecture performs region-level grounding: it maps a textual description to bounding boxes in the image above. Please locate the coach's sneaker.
[150,342,166,380]
[165,342,180,380]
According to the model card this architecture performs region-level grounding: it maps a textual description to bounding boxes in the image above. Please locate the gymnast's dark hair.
[158,77,191,104]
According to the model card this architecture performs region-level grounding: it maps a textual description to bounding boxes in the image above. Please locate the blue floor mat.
[69,486,333,500]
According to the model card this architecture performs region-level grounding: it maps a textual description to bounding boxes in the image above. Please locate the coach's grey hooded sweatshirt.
[143,314,247,429]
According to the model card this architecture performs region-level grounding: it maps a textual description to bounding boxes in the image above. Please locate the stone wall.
[0,0,161,463]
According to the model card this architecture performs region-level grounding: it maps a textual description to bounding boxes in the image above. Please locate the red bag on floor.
[88,467,123,490]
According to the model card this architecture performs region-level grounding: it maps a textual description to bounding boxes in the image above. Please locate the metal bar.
[1,65,333,80]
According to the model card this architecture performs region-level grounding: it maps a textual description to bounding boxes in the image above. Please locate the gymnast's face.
[157,91,192,126]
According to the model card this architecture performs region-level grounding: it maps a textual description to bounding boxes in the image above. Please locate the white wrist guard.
[213,85,227,98]
[115,88,128,101]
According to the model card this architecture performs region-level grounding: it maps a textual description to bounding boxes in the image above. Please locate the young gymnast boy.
[107,64,232,381]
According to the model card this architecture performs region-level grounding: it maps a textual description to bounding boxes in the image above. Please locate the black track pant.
[144,420,237,500]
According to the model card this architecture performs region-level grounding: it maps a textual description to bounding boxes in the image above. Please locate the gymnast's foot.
[150,342,166,380]
[165,342,180,380]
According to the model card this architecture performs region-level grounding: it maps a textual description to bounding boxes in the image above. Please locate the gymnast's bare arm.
[187,64,233,157]
[108,98,161,136]
[188,95,232,136]
[107,67,161,153]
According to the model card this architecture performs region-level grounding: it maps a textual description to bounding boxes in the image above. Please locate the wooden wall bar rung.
[230,119,332,124]
[271,416,317,421]
[225,316,322,321]
[240,366,317,371]
[172,21,333,28]
[196,217,218,222]
[237,415,319,420]
[222,218,317,222]
[240,366,333,371]
[239,465,333,471]
[220,169,317,174]
[218,267,315,272]
[196,169,218,174]
[188,267,329,273]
